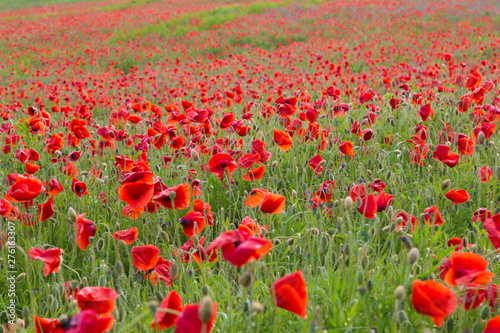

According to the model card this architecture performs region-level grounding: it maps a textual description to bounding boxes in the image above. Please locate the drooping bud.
[441,179,451,191]
[407,248,420,265]
[344,196,354,210]
[68,207,77,223]
[394,285,405,300]
[198,296,214,323]
[238,272,253,288]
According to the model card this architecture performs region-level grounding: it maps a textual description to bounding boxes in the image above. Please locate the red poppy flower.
[393,211,419,232]
[5,174,45,203]
[485,316,500,333]
[419,103,435,121]
[206,225,272,267]
[315,180,336,204]
[357,193,377,219]
[132,245,160,271]
[237,153,259,169]
[76,287,118,316]
[193,199,214,226]
[38,197,54,222]
[29,247,61,277]
[484,213,500,249]
[208,153,238,181]
[154,183,191,209]
[65,309,114,332]
[339,141,355,157]
[472,208,492,224]
[118,171,155,219]
[479,166,492,183]
[359,92,373,104]
[460,284,488,311]
[68,150,82,162]
[245,188,269,207]
[457,134,475,155]
[245,189,285,214]
[72,178,89,197]
[442,252,494,287]
[191,179,202,196]
[179,211,205,237]
[175,302,217,333]
[33,316,64,333]
[374,191,393,212]
[75,213,96,251]
[243,165,266,181]
[465,69,483,90]
[112,227,139,245]
[308,154,323,175]
[445,188,470,205]
[273,270,308,319]
[25,162,40,175]
[15,148,40,164]
[423,205,445,225]
[368,179,386,192]
[149,257,174,286]
[151,290,182,330]
[411,279,457,327]
[274,129,293,152]
[46,179,64,196]
[251,139,272,163]
[432,145,459,168]
[70,118,91,139]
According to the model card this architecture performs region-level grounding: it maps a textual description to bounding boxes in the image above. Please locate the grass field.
[1,0,500,332]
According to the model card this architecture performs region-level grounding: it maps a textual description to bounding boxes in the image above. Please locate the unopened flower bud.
[68,207,77,223]
[407,248,420,265]
[238,272,253,288]
[198,296,214,323]
[394,285,405,300]
[344,196,353,210]
[441,179,451,191]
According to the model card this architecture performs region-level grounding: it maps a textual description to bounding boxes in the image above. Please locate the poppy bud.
[427,165,432,173]
[331,252,337,266]
[68,207,77,223]
[199,296,214,323]
[361,255,368,269]
[446,318,454,332]
[343,243,350,256]
[202,285,209,296]
[478,131,486,145]
[394,285,405,300]
[356,197,362,208]
[147,300,159,316]
[397,310,408,323]
[272,161,278,168]
[342,196,353,210]
[358,287,367,296]
[168,191,176,200]
[400,236,413,251]
[311,228,320,236]
[98,274,106,287]
[273,239,281,246]
[386,171,392,179]
[238,272,253,288]
[367,170,372,177]
[356,271,364,285]
[114,260,124,275]
[480,305,489,320]
[191,150,199,161]
[21,305,30,322]
[441,179,451,191]
[367,280,373,293]
[250,301,264,315]
[170,263,179,279]
[291,190,297,200]
[472,321,482,333]
[287,238,295,246]
[97,239,105,252]
[395,217,403,225]
[115,222,120,230]
[103,176,109,184]
[407,248,420,265]
[16,273,26,282]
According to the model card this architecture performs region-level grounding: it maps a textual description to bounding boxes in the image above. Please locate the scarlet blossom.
[432,145,459,168]
[238,153,260,169]
[368,179,386,192]
[112,227,138,245]
[132,245,160,271]
[75,213,96,251]
[472,208,492,224]
[441,252,494,287]
[445,188,470,205]
[484,213,500,249]
[243,165,266,181]
[357,193,377,219]
[393,211,419,232]
[374,191,393,212]
[457,134,475,156]
[485,316,500,333]
[191,179,202,196]
[38,197,54,222]
[339,141,355,157]
[76,287,118,316]
[153,183,191,209]
[274,129,293,151]
[33,316,63,333]
[72,178,89,197]
[175,302,217,333]
[359,92,373,104]
[273,270,308,319]
[308,154,323,175]
[479,166,492,183]
[251,139,272,163]
[5,174,45,203]
[149,257,174,286]
[151,290,182,330]
[423,205,445,225]
[314,180,336,204]
[245,189,285,214]
[70,118,91,139]
[68,150,82,162]
[118,171,155,219]
[419,103,435,121]
[179,211,205,237]
[15,148,39,163]
[65,309,114,332]
[206,224,272,267]
[29,247,61,277]
[465,69,483,90]
[460,284,488,311]
[208,153,238,181]
[411,280,457,327]
[26,162,41,174]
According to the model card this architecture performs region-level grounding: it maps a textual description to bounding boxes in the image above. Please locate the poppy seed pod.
[199,296,214,323]
[394,285,405,300]
[407,248,420,265]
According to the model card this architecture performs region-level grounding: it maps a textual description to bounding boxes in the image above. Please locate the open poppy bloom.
[479,166,492,183]
[76,287,118,316]
[374,191,393,212]
[238,153,260,169]
[432,145,459,168]
[460,284,488,311]
[112,227,139,245]
[484,213,500,249]
[445,188,470,205]
[29,247,62,277]
[485,316,500,333]
[153,183,191,209]
[411,279,457,327]
[69,309,114,332]
[72,178,89,197]
[357,193,377,219]
[457,133,475,156]
[179,211,205,237]
[472,208,492,224]
[419,103,435,121]
[132,245,160,271]
[206,224,272,267]
[423,205,445,225]
[175,302,217,333]
[274,129,293,151]
[38,197,54,222]
[441,252,494,287]
[339,141,355,157]
[208,153,238,181]
[46,179,64,196]
[245,189,285,214]
[243,165,266,181]
[5,174,45,203]
[151,290,182,330]
[75,213,96,251]
[118,171,155,219]
[273,270,308,319]
[33,316,64,333]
